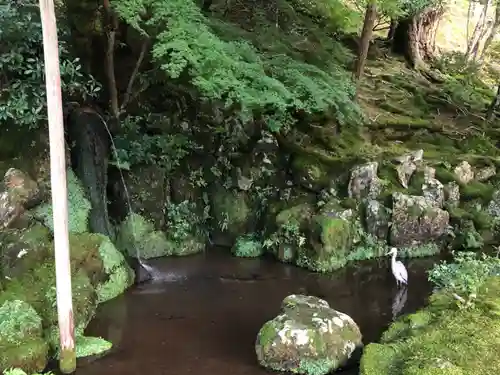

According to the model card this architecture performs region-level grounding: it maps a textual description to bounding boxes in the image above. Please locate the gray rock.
[390,192,449,247]
[365,200,390,240]
[444,182,460,206]
[487,190,500,218]
[348,162,380,200]
[454,161,474,184]
[475,165,496,182]
[255,294,362,375]
[422,173,444,208]
[394,150,423,188]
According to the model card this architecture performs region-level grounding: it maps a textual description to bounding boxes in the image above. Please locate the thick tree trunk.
[387,19,398,41]
[392,6,445,69]
[479,5,500,61]
[354,1,377,83]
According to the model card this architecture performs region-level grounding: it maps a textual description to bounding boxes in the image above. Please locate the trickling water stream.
[71,248,438,375]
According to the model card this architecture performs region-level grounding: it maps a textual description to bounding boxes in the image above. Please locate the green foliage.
[232,234,264,257]
[0,300,42,346]
[3,369,52,375]
[165,200,206,242]
[428,251,500,296]
[74,336,112,358]
[0,0,100,129]
[112,115,193,170]
[112,0,361,131]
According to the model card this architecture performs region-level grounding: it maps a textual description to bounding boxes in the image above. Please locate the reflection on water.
[72,249,438,375]
[392,286,408,321]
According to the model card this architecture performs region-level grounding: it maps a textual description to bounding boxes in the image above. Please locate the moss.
[31,168,91,234]
[232,234,264,257]
[257,320,279,348]
[361,277,500,375]
[95,235,134,303]
[460,181,494,203]
[291,155,332,190]
[0,300,49,373]
[296,215,352,272]
[275,203,314,227]
[59,348,76,374]
[116,213,172,259]
[211,188,253,237]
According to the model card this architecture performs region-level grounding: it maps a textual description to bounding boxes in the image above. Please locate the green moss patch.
[360,277,500,375]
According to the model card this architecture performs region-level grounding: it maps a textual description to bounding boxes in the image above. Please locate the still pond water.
[74,248,438,375]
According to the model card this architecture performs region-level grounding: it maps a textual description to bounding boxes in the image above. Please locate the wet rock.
[444,182,460,206]
[365,200,390,240]
[348,162,380,200]
[454,161,474,184]
[390,192,449,247]
[256,294,362,375]
[475,165,496,182]
[0,191,24,228]
[0,300,49,373]
[394,149,423,188]
[422,172,444,208]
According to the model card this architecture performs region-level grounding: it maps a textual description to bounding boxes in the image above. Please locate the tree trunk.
[479,4,500,61]
[353,1,377,87]
[387,19,398,41]
[466,0,491,60]
[392,6,445,69]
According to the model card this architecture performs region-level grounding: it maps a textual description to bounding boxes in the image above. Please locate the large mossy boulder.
[290,155,332,192]
[116,212,205,259]
[256,295,362,375]
[0,300,49,373]
[360,277,500,375]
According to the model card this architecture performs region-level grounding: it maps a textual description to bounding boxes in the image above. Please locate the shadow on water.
[71,248,439,375]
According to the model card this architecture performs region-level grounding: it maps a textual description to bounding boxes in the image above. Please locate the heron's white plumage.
[387,247,408,287]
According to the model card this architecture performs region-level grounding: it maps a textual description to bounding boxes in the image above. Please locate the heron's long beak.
[385,251,391,255]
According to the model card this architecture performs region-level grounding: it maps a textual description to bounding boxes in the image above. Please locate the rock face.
[256,295,362,375]
[390,193,449,247]
[348,162,380,200]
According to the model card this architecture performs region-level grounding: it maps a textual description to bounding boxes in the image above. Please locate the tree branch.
[103,0,120,121]
[120,38,149,112]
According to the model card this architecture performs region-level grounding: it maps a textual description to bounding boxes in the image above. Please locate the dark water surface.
[75,249,437,375]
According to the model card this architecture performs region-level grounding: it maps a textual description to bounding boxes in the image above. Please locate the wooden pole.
[38,0,76,372]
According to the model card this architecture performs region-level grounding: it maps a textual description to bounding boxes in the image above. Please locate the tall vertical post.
[38,0,76,372]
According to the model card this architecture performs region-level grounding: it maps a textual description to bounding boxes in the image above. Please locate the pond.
[75,248,438,375]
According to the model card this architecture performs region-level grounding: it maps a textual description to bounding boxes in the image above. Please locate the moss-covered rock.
[390,192,449,247]
[0,223,52,279]
[360,277,500,375]
[31,168,91,234]
[211,187,254,243]
[116,213,171,259]
[297,214,353,272]
[290,155,332,192]
[232,234,264,257]
[0,300,49,373]
[256,294,362,375]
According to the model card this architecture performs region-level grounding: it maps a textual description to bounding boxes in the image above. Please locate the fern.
[112,0,362,131]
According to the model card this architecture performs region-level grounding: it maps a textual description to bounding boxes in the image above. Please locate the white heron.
[386,247,408,287]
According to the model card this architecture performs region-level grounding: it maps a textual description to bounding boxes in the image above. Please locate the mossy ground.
[360,276,500,375]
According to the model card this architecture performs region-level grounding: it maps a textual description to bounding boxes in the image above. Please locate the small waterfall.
[95,112,162,282]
